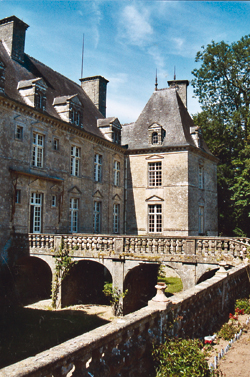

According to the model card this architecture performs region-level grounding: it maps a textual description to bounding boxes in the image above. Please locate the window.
[52,195,57,207]
[35,92,44,110]
[94,154,102,182]
[70,198,79,233]
[53,138,59,151]
[71,146,80,176]
[198,206,204,234]
[148,162,162,186]
[152,132,158,144]
[15,125,23,140]
[113,204,120,233]
[30,193,43,233]
[114,160,120,186]
[148,204,162,233]
[15,189,21,204]
[93,201,101,233]
[32,133,44,168]
[71,109,81,126]
[198,165,204,189]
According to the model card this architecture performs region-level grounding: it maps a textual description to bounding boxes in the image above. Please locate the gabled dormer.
[97,117,122,144]
[148,123,166,146]
[53,94,83,127]
[17,77,47,111]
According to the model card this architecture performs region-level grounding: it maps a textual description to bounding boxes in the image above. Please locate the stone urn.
[152,282,169,302]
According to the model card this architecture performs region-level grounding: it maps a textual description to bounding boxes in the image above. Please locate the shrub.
[218,321,241,341]
[235,297,250,314]
[152,337,210,377]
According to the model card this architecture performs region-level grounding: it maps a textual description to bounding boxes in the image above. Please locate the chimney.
[168,79,189,108]
[0,16,29,63]
[80,75,108,117]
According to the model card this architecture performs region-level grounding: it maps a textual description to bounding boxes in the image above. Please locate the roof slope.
[0,42,105,138]
[122,88,198,150]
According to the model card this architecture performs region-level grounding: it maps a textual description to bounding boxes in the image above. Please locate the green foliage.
[235,297,250,314]
[51,241,76,308]
[192,35,250,236]
[218,321,241,341]
[153,338,210,377]
[103,282,128,316]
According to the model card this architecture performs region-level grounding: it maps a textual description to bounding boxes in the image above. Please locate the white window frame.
[93,201,101,233]
[113,203,120,234]
[32,132,44,168]
[30,192,43,233]
[148,162,162,187]
[70,198,79,233]
[94,154,102,182]
[114,160,120,186]
[71,146,80,176]
[148,204,162,233]
[198,205,204,235]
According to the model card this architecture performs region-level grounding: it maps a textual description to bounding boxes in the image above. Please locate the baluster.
[68,236,73,251]
[159,238,164,254]
[40,234,44,248]
[229,241,234,256]
[130,238,135,253]
[124,237,129,253]
[197,239,202,255]
[172,239,177,254]
[203,239,208,256]
[147,238,152,253]
[165,238,171,254]
[142,238,146,253]
[223,240,229,254]
[28,234,32,248]
[210,240,215,256]
[103,237,108,252]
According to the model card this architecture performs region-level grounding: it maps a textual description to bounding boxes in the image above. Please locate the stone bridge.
[13,233,250,314]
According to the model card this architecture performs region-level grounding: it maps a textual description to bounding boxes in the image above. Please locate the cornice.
[0,94,125,154]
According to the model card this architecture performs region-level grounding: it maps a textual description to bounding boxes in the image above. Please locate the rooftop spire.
[155,69,158,91]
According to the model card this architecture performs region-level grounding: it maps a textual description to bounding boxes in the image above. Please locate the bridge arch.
[61,259,112,307]
[196,267,220,284]
[123,263,159,315]
[14,256,52,305]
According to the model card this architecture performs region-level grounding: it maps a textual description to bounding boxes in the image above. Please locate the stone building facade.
[0,16,218,269]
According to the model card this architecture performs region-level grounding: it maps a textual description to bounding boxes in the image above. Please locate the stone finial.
[216,261,228,276]
[148,282,171,310]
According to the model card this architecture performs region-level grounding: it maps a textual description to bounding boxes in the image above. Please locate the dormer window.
[97,117,122,145]
[152,132,158,144]
[53,94,83,127]
[17,78,47,111]
[148,123,165,145]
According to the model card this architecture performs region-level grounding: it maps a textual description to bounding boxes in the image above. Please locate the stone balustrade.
[24,233,249,261]
[1,263,249,377]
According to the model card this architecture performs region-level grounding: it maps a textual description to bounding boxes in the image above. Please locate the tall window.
[15,125,23,140]
[114,160,120,186]
[71,146,80,176]
[198,165,204,189]
[148,162,162,186]
[113,204,120,233]
[198,206,204,234]
[93,201,101,233]
[32,133,44,168]
[70,198,79,233]
[94,154,102,182]
[15,189,21,204]
[30,193,43,233]
[148,204,162,233]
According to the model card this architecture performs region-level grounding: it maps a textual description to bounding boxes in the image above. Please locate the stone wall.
[1,263,249,377]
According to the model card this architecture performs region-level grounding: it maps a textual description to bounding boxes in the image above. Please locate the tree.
[192,36,250,236]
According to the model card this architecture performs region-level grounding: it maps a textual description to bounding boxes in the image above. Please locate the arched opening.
[14,256,52,306]
[123,263,158,315]
[61,260,112,307]
[158,264,183,296]
[196,268,219,284]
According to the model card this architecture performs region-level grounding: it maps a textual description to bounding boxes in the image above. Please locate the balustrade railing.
[19,233,249,260]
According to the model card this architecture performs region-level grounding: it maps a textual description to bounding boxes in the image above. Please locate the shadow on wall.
[196,268,220,284]
[123,263,159,315]
[125,157,138,234]
[61,260,112,307]
[13,256,52,306]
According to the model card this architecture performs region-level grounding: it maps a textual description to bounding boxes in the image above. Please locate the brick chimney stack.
[0,16,29,63]
[80,76,109,118]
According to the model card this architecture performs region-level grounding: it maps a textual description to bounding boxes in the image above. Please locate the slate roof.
[121,87,211,154]
[0,42,105,138]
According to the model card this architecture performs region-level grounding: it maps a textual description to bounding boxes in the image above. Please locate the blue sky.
[1,1,250,123]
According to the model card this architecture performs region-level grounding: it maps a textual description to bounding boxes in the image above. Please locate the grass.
[0,305,109,369]
[158,277,183,295]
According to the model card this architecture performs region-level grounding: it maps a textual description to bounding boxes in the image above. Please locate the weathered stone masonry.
[1,263,249,377]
